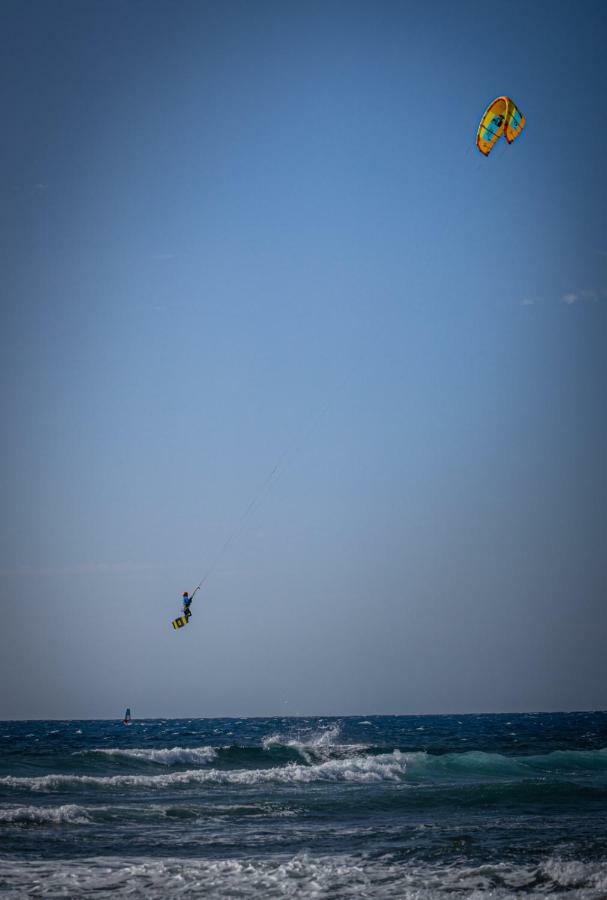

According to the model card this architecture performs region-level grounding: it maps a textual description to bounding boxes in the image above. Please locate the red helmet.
[183,591,189,597]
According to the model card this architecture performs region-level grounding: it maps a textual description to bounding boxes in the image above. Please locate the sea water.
[1,712,606,897]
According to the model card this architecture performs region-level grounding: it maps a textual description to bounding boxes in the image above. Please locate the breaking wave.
[0,751,409,792]
[74,729,367,769]
[0,801,297,827]
[84,746,218,766]
[0,804,91,825]
[261,724,367,763]
[5,746,607,794]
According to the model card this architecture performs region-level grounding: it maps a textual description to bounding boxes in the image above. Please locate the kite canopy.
[476,96,525,156]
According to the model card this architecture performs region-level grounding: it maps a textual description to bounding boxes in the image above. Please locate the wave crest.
[86,746,218,766]
[0,804,90,825]
[261,725,367,764]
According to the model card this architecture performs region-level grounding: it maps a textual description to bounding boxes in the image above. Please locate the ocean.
[1,712,606,897]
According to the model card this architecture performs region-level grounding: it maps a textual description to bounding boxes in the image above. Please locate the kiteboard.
[172,615,189,630]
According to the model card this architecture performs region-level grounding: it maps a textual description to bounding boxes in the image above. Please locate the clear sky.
[1,0,606,719]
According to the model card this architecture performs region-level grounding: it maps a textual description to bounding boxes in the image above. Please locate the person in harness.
[182,591,193,620]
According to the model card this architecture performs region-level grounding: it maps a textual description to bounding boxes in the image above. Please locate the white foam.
[0,854,605,899]
[541,858,607,891]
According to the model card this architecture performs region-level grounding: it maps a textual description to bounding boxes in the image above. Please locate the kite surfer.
[171,584,201,629]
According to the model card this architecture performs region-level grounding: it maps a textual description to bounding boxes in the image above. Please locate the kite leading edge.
[476,96,525,156]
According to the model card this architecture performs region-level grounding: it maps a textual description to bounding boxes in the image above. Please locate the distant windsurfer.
[182,591,193,620]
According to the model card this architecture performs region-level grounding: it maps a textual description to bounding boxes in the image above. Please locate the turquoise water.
[1,712,606,897]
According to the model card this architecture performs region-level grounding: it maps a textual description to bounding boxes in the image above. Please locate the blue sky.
[1,0,606,718]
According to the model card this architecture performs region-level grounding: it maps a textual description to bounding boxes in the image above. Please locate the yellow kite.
[476,96,525,157]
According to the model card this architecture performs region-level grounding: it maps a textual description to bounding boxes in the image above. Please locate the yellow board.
[172,615,188,630]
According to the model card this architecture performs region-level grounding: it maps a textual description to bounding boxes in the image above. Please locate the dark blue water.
[1,712,606,897]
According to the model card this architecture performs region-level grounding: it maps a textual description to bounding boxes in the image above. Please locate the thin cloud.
[12,182,49,194]
[0,562,168,578]
[561,289,602,305]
